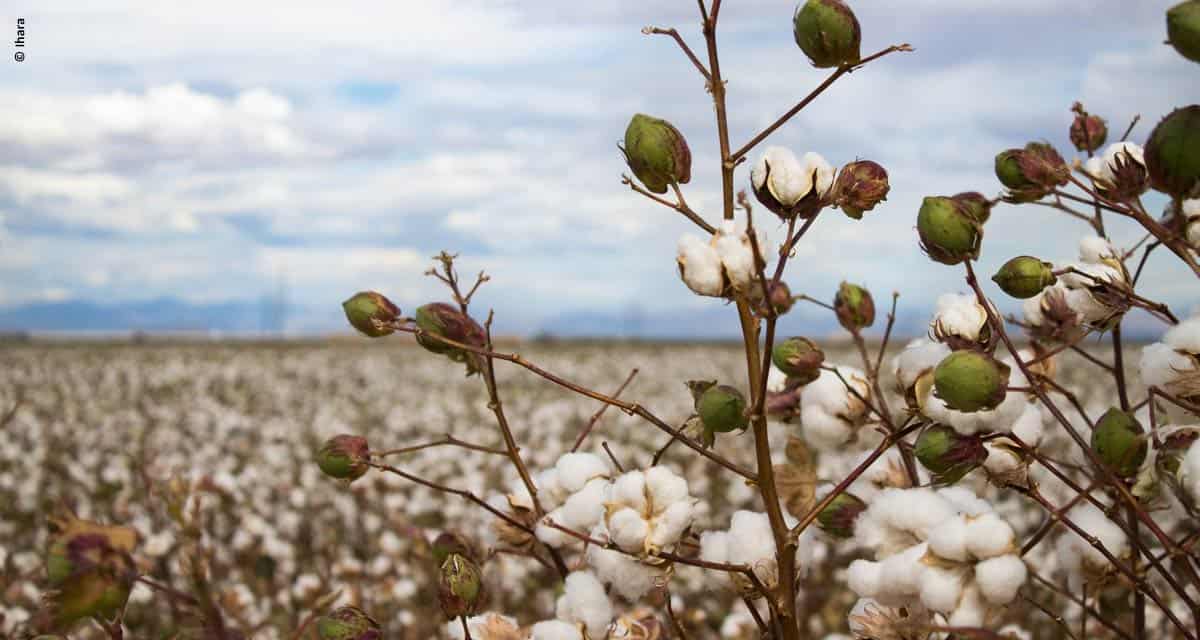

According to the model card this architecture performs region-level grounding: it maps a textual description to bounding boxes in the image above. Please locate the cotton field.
[0,337,1189,639]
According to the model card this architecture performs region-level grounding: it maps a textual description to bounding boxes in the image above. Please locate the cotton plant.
[14,1,1200,640]
[846,487,1028,627]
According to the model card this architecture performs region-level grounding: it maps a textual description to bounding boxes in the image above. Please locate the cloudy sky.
[1,1,1197,336]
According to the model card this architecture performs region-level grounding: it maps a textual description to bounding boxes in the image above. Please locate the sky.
[1,1,1197,336]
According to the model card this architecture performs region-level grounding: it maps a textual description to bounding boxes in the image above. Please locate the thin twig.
[571,369,639,452]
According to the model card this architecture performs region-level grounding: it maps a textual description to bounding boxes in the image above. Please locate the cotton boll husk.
[927,514,969,562]
[974,554,1027,605]
[531,620,584,640]
[964,512,1016,559]
[649,500,694,549]
[557,571,613,638]
[645,466,689,510]
[608,507,650,552]
[608,471,647,513]
[555,453,609,493]
[919,565,967,613]
[561,478,610,532]
[893,339,952,391]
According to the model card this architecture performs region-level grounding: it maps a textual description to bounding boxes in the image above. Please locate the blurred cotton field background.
[0,338,1160,639]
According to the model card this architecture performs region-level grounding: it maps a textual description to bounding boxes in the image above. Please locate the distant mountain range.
[0,297,1168,341]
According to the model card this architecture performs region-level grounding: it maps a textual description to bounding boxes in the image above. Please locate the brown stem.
[621,174,716,234]
[374,434,509,458]
[643,27,710,81]
[571,368,638,452]
[729,44,913,163]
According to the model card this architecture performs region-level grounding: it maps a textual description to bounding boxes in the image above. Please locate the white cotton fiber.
[555,453,609,493]
[974,554,1027,605]
[964,512,1015,559]
[531,620,584,640]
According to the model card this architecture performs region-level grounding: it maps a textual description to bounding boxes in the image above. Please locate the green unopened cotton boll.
[952,192,993,225]
[917,196,981,265]
[772,337,825,382]
[933,350,1011,413]
[793,0,862,68]
[1145,106,1200,198]
[342,291,400,338]
[992,256,1057,299]
[915,424,988,484]
[432,531,474,566]
[1092,408,1148,478]
[816,492,867,538]
[1168,1,1200,63]
[438,553,483,618]
[621,114,692,195]
[44,516,139,629]
[414,303,487,375]
[994,149,1033,190]
[696,384,748,433]
[316,435,371,481]
[317,606,382,640]
[834,282,875,331]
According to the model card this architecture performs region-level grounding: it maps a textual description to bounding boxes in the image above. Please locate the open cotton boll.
[767,364,788,393]
[727,511,780,585]
[677,234,724,297]
[586,542,665,601]
[801,406,853,451]
[555,453,610,493]
[608,471,647,513]
[893,339,952,392]
[982,441,1022,475]
[919,565,967,613]
[921,366,1028,436]
[536,508,579,548]
[800,366,870,450]
[648,500,694,549]
[802,152,836,197]
[1164,315,1200,353]
[556,571,613,639]
[964,512,1016,559]
[1140,342,1195,389]
[560,478,610,532]
[1078,235,1120,265]
[1180,442,1200,504]
[699,530,730,565]
[877,542,929,600]
[927,514,969,562]
[936,486,993,517]
[713,221,760,291]
[1009,403,1044,447]
[1055,502,1128,579]
[930,293,990,344]
[974,554,1027,605]
[608,507,650,552]
[447,613,521,640]
[752,146,810,206]
[847,559,883,598]
[946,583,986,628]
[645,466,690,508]
[531,620,584,640]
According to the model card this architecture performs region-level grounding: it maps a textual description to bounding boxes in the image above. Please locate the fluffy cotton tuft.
[531,620,584,640]
[602,466,694,554]
[1083,142,1144,188]
[586,542,666,602]
[555,453,610,494]
[974,555,1027,605]
[964,512,1016,559]
[919,565,967,613]
[677,235,723,296]
[447,613,520,640]
[800,365,871,450]
[930,293,990,344]
[1055,502,1128,586]
[556,571,613,639]
[751,147,834,206]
